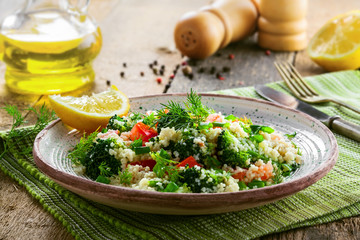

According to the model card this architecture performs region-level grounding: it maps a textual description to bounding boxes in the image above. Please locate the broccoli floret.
[178,166,228,193]
[107,113,145,132]
[83,138,122,180]
[107,115,132,132]
[164,130,210,163]
[216,129,250,168]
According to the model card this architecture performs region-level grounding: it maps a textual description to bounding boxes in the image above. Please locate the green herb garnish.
[96,175,110,184]
[285,132,297,139]
[68,131,98,165]
[134,146,151,155]
[248,180,266,189]
[1,104,56,158]
[151,149,179,181]
[119,167,132,185]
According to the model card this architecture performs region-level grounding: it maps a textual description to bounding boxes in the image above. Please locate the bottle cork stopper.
[174,11,225,59]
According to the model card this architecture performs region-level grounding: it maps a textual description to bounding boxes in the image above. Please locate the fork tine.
[282,62,312,97]
[274,62,306,98]
[286,62,319,96]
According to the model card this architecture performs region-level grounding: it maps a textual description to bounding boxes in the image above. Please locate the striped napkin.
[1,70,360,240]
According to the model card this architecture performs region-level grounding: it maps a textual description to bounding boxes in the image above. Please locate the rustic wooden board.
[89,0,207,97]
[168,35,294,93]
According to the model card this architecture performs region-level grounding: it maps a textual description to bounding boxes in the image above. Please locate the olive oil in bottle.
[0,9,102,95]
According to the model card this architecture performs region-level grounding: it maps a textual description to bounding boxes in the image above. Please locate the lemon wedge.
[49,86,130,132]
[308,10,360,71]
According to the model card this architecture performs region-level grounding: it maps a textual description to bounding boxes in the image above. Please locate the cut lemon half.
[49,86,130,132]
[308,10,360,71]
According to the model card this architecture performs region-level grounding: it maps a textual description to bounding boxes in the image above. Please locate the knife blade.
[255,84,360,142]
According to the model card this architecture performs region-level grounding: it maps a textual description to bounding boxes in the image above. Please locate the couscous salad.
[69,91,302,193]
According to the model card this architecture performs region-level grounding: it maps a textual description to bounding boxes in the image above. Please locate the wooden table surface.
[1,0,360,239]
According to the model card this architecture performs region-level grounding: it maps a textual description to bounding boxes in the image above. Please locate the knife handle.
[329,117,360,142]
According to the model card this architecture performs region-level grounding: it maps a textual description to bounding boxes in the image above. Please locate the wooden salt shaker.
[174,0,259,59]
[257,0,308,51]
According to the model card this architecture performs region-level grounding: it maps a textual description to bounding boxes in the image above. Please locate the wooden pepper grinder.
[174,0,259,59]
[257,0,308,51]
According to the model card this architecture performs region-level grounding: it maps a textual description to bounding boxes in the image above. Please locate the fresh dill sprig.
[68,131,98,165]
[3,105,26,133]
[155,90,213,131]
[185,89,211,124]
[1,104,56,158]
[119,167,133,185]
[98,162,112,177]
[28,104,57,132]
[156,101,193,130]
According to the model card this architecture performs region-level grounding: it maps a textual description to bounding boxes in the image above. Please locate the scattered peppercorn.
[215,52,222,57]
[153,60,158,66]
[182,65,192,76]
[198,67,205,73]
[163,83,171,93]
[140,72,144,76]
[159,70,164,76]
[228,54,235,60]
[161,65,165,70]
[265,50,271,56]
[181,61,187,66]
[188,73,194,80]
[106,80,111,86]
[120,72,125,77]
[153,68,158,75]
[176,64,180,70]
[170,74,175,79]
[123,63,127,67]
[210,66,216,74]
[222,66,231,72]
[156,77,162,84]
[149,63,153,69]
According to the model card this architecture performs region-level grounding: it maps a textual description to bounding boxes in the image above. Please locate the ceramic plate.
[33,94,338,215]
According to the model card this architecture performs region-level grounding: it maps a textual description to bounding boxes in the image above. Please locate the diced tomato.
[129,159,157,170]
[130,122,158,144]
[232,171,247,181]
[176,156,202,168]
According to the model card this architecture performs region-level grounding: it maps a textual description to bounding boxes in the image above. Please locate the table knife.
[255,85,360,142]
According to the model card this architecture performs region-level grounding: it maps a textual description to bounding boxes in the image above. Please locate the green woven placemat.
[1,70,360,240]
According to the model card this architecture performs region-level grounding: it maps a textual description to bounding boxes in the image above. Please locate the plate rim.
[33,93,338,211]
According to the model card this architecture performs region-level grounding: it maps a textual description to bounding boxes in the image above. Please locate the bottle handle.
[60,0,91,15]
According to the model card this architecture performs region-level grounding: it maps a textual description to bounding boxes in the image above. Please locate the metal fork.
[274,61,360,114]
